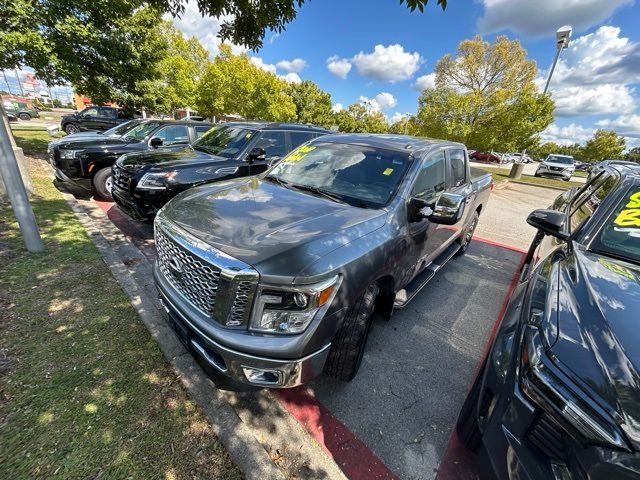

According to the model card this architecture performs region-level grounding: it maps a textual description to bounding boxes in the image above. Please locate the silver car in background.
[534,154,575,181]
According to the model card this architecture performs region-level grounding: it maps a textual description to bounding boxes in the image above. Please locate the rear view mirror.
[150,137,163,148]
[527,209,568,240]
[430,193,466,225]
[246,147,266,163]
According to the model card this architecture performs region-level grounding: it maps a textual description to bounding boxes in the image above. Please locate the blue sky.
[173,0,640,148]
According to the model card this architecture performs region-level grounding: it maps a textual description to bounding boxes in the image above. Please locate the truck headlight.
[520,326,630,451]
[250,276,340,334]
[137,171,177,190]
[59,149,82,159]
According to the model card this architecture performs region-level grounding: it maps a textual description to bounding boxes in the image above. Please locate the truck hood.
[160,177,388,277]
[119,147,225,170]
[55,136,123,150]
[551,249,640,447]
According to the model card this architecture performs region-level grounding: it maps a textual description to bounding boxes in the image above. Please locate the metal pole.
[2,70,12,94]
[14,69,25,97]
[0,105,44,252]
[543,46,562,95]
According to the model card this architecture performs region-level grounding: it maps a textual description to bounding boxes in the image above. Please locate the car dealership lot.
[56,176,566,479]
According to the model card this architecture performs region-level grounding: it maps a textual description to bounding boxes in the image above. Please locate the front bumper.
[155,267,331,388]
[112,186,171,222]
[536,166,573,179]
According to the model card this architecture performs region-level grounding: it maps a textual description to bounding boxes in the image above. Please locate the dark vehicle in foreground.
[457,163,640,479]
[50,120,213,199]
[153,134,492,389]
[588,159,639,181]
[60,106,139,135]
[471,150,502,164]
[111,122,330,222]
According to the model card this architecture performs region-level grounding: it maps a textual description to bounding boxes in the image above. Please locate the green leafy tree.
[1,0,168,109]
[289,80,333,126]
[624,147,640,163]
[581,130,626,162]
[196,45,295,121]
[389,115,420,135]
[414,36,554,151]
[334,103,389,133]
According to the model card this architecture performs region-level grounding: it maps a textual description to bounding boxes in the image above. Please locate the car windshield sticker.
[614,191,640,229]
[285,145,315,162]
[383,168,393,176]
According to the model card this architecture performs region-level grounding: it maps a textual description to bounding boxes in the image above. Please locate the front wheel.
[456,211,479,256]
[18,112,31,121]
[456,358,487,450]
[324,282,379,382]
[64,123,79,135]
[93,168,113,201]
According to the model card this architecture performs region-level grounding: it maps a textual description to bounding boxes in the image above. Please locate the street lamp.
[543,25,572,94]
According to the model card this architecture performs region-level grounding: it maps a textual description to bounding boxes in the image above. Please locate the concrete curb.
[50,170,346,479]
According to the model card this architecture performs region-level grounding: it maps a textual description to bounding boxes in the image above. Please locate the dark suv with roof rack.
[111,122,331,222]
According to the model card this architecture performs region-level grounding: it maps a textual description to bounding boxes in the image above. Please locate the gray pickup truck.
[153,134,492,388]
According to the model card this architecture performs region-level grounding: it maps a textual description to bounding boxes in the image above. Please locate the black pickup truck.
[60,106,139,135]
[50,120,213,199]
[111,122,330,222]
[457,163,640,480]
[152,134,492,389]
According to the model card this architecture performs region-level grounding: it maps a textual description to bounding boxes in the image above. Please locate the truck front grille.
[155,217,258,328]
[527,413,566,464]
[112,163,133,191]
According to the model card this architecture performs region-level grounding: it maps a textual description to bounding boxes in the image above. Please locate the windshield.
[592,187,640,264]
[104,120,141,136]
[192,125,254,158]
[547,155,574,165]
[266,142,413,208]
[121,121,162,142]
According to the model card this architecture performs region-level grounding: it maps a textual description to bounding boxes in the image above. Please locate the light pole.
[543,25,572,95]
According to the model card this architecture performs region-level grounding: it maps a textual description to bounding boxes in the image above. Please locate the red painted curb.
[275,388,400,480]
[472,234,529,254]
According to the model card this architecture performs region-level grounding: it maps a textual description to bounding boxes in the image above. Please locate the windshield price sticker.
[285,145,316,162]
[614,191,640,228]
[383,168,394,176]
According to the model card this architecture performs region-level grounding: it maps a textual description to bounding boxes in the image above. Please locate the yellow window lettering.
[285,145,315,162]
[614,208,640,227]
[625,191,640,208]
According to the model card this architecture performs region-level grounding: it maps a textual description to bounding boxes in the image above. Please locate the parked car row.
[469,151,533,164]
[457,161,640,479]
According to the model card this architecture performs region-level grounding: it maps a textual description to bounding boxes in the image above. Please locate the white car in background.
[535,154,575,181]
[510,152,532,163]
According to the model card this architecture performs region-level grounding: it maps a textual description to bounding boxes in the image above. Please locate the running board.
[394,242,461,309]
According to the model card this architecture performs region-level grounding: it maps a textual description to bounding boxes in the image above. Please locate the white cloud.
[331,103,344,113]
[390,112,411,124]
[539,26,638,117]
[352,44,422,83]
[269,33,280,45]
[250,57,277,74]
[280,72,302,84]
[540,123,595,145]
[597,114,640,138]
[358,92,397,112]
[276,58,307,73]
[327,56,352,79]
[413,73,436,91]
[166,2,246,57]
[478,0,633,36]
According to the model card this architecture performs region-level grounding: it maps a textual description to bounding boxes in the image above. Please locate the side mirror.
[430,193,466,225]
[246,147,266,164]
[527,209,568,240]
[408,197,434,223]
[149,137,163,148]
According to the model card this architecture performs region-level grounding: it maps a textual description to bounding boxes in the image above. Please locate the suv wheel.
[64,123,79,135]
[324,282,379,382]
[93,168,113,201]
[18,112,31,121]
[456,358,487,450]
[456,211,479,256]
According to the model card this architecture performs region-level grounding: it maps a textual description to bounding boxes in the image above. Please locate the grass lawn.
[478,165,583,189]
[11,127,65,157]
[0,158,241,479]
[573,170,588,177]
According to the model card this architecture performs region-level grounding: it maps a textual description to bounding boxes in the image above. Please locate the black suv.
[60,106,140,134]
[111,122,330,222]
[50,120,214,199]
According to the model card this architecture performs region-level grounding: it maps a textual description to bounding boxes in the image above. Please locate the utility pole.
[543,25,572,95]
[14,69,25,97]
[2,70,12,94]
[0,104,44,252]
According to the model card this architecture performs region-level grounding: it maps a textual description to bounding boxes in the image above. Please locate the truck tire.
[64,123,79,135]
[456,358,486,451]
[18,112,31,121]
[93,168,113,201]
[324,282,379,382]
[456,211,479,256]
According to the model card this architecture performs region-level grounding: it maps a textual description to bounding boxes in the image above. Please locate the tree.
[159,0,447,50]
[1,0,168,108]
[414,36,554,152]
[581,130,626,162]
[196,45,296,121]
[624,147,640,163]
[289,80,333,126]
[334,103,389,133]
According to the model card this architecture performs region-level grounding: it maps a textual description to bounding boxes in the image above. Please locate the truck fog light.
[242,367,283,385]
